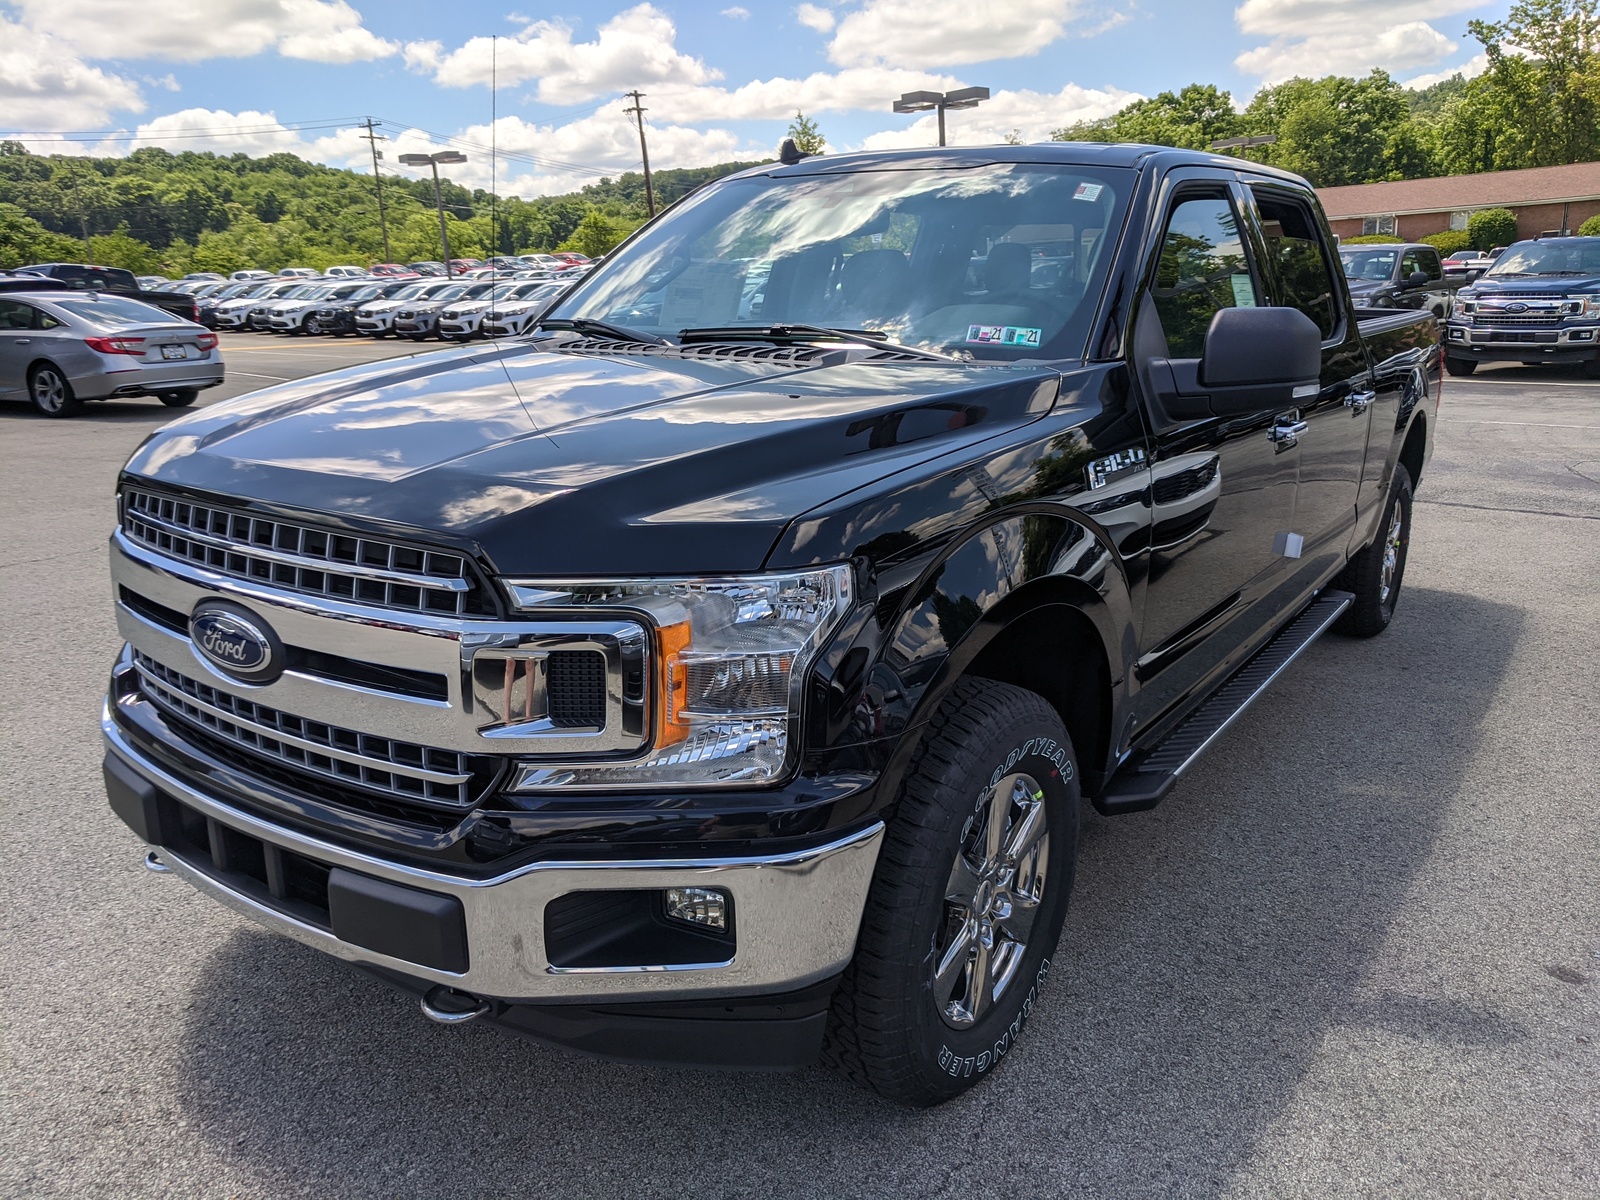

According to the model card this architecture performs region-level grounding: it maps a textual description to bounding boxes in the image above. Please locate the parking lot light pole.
[892,87,990,147]
[399,151,469,276]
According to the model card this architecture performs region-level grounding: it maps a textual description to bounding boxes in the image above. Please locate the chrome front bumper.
[103,712,882,1003]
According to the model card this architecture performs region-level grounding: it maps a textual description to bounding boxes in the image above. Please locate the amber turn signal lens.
[654,619,692,747]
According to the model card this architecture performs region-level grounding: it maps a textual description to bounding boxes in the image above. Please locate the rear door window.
[1149,194,1259,359]
[1250,188,1340,340]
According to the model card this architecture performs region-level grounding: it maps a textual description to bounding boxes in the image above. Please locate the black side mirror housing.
[1401,269,1432,291]
[1200,306,1322,389]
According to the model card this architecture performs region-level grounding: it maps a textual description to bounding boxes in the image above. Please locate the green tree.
[1056,84,1241,149]
[1466,0,1600,168]
[0,203,86,267]
[1467,208,1519,249]
[562,208,633,257]
[1579,213,1600,234]
[88,227,162,272]
[787,111,826,155]
[1244,71,1423,186]
[1420,230,1473,253]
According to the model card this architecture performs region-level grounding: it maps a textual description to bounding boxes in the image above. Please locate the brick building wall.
[1328,198,1600,243]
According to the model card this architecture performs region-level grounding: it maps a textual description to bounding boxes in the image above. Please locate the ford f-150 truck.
[101,144,1437,1107]
[1442,236,1600,376]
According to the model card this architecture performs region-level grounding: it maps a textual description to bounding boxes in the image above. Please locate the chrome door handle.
[13,338,29,344]
[1268,418,1308,444]
[1344,390,1374,415]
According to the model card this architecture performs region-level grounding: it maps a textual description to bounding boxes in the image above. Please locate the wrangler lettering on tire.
[823,678,1080,1106]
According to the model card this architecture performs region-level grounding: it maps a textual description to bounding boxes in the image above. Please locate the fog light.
[665,887,728,931]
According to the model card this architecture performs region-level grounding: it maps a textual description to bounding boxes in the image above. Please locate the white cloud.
[857,82,1139,149]
[1233,0,1482,84]
[1236,20,1457,82]
[721,5,751,16]
[796,3,836,32]
[1404,51,1488,89]
[428,4,718,103]
[402,39,444,72]
[827,0,1086,68]
[6,0,396,63]
[653,66,973,122]
[1235,0,1482,36]
[0,16,145,131]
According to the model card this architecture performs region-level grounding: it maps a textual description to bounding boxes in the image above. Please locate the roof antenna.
[778,137,806,166]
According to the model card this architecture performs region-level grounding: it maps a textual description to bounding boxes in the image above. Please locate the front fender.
[807,508,1135,782]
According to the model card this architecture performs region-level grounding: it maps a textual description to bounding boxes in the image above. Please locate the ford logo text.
[188,605,281,683]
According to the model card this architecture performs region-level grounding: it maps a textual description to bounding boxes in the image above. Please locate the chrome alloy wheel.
[1379,502,1405,606]
[31,367,67,413]
[933,772,1051,1030]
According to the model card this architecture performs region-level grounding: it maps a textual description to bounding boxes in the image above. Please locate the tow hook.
[143,851,171,874]
[420,984,492,1025]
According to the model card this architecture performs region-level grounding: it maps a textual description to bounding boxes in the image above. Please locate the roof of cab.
[725,142,1312,185]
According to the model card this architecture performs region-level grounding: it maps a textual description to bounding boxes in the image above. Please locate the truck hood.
[123,341,1063,575]
[1466,275,1600,295]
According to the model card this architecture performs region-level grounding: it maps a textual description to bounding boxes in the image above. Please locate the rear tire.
[822,678,1079,1106]
[1443,356,1477,377]
[28,363,81,417]
[1333,462,1413,637]
[158,389,199,407]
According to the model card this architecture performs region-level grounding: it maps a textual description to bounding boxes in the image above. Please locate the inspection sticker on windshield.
[967,324,1042,347]
[1073,182,1103,202]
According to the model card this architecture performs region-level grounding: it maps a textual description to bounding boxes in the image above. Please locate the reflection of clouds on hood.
[438,485,546,528]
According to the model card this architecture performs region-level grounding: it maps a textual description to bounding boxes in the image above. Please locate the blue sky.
[1,0,1510,197]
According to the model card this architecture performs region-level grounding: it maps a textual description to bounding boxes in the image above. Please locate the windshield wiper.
[677,324,960,362]
[536,317,669,345]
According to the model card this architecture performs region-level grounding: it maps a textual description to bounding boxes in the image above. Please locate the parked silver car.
[0,291,223,417]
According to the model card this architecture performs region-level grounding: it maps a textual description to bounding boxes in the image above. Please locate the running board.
[1094,590,1354,815]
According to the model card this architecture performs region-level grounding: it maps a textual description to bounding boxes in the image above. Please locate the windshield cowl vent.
[549,337,938,368]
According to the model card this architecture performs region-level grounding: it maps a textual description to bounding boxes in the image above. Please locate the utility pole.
[358,117,392,262]
[623,90,656,217]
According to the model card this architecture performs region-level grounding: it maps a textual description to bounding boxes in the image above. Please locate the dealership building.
[1318,161,1600,243]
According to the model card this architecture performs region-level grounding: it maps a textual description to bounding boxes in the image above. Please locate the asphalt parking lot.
[1,337,1596,1197]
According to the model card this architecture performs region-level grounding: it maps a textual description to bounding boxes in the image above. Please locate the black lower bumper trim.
[360,964,838,1070]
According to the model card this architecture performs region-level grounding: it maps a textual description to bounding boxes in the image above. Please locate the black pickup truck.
[15,262,198,323]
[1338,242,1455,318]
[100,145,1437,1106]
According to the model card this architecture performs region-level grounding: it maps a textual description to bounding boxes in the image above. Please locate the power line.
[622,90,656,217]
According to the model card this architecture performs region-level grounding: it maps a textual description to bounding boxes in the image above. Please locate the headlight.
[502,565,854,790]
[1570,294,1600,317]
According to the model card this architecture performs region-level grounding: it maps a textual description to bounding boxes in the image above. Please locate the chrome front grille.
[121,486,493,617]
[133,651,492,812]
[1475,313,1563,327]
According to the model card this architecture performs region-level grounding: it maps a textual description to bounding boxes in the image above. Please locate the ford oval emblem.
[188,603,282,683]
[1505,302,1529,313]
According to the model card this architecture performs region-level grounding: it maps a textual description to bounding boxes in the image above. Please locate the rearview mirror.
[1201,306,1322,388]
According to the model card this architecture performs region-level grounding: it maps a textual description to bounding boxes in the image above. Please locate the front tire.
[29,363,81,417]
[823,678,1079,1106]
[1334,462,1414,637]
[1443,356,1477,377]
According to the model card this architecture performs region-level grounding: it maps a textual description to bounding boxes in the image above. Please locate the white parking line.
[227,370,292,381]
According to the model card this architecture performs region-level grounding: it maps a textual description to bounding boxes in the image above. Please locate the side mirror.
[1401,269,1432,291]
[1201,306,1322,389]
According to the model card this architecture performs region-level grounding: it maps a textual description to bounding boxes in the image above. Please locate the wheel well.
[1400,413,1427,487]
[964,605,1112,791]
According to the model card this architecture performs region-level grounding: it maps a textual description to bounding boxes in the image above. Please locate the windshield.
[53,295,177,326]
[1338,249,1398,281]
[547,163,1131,359]
[346,285,383,301]
[1486,238,1600,277]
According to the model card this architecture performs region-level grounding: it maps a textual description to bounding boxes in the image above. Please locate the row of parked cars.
[170,256,590,343]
